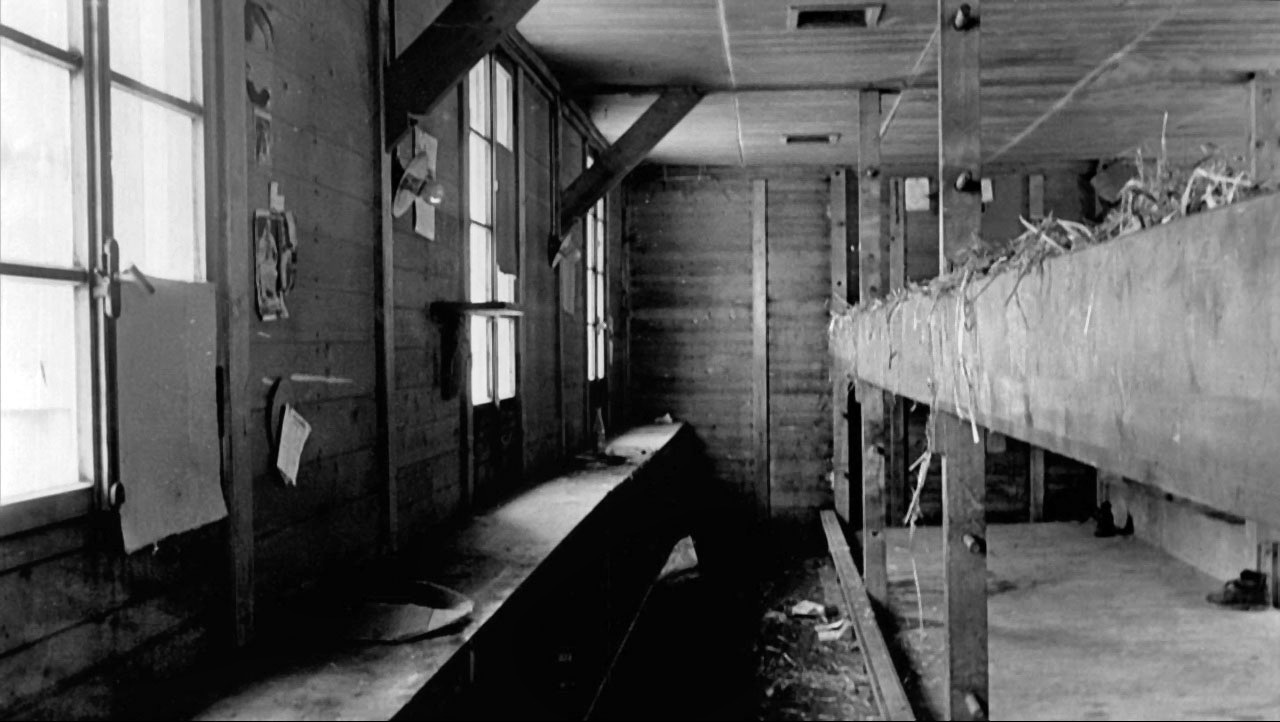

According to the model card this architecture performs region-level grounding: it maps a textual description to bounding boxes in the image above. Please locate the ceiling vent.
[788,3,884,30]
[783,133,842,145]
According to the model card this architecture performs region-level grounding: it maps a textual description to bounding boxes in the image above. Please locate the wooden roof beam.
[385,0,542,147]
[552,86,704,264]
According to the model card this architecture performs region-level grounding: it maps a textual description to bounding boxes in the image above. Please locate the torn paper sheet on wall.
[253,207,298,321]
[254,210,287,320]
[276,405,311,487]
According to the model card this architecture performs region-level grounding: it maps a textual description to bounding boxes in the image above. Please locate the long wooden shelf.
[832,193,1280,524]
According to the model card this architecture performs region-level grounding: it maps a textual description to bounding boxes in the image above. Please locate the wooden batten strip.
[752,179,770,519]
[821,510,916,721]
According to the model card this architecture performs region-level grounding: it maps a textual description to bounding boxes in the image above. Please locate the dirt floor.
[753,556,881,721]
[591,553,879,721]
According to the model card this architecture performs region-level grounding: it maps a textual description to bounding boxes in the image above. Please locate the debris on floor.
[754,556,880,721]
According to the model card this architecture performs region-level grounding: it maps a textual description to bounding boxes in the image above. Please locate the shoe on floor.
[1207,570,1270,610]
[1093,502,1118,538]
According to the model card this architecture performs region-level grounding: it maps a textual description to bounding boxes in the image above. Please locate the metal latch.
[92,239,156,318]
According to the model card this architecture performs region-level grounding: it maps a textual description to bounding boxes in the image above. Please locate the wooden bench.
[193,423,696,720]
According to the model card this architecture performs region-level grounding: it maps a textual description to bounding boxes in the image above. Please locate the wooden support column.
[1026,175,1046,524]
[858,89,888,605]
[554,87,704,264]
[1028,448,1046,522]
[938,1,986,718]
[885,178,908,526]
[211,0,254,646]
[1250,73,1279,188]
[939,411,988,721]
[937,0,983,273]
[373,0,398,552]
[753,179,771,521]
[830,169,853,523]
[386,0,543,145]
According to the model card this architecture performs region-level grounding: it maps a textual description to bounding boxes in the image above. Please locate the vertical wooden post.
[211,0,254,646]
[885,177,908,526]
[1250,73,1279,187]
[830,169,853,523]
[1026,176,1046,524]
[939,411,988,721]
[938,0,983,273]
[1028,448,1045,522]
[373,0,399,552]
[939,1,986,718]
[858,89,888,605]
[753,179,771,521]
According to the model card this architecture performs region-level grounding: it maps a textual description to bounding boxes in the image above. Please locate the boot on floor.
[1206,569,1270,610]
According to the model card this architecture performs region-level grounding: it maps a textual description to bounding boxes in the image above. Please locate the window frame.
[585,178,607,383]
[466,53,518,408]
[0,0,208,537]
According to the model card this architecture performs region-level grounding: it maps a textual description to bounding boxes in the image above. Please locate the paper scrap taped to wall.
[276,405,311,487]
[253,207,298,321]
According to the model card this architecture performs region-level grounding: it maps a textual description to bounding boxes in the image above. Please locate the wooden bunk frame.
[835,193,1280,525]
[826,3,1280,719]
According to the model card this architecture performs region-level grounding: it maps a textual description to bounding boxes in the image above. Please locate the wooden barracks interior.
[2,0,1280,719]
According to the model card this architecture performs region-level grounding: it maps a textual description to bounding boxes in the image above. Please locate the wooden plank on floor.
[820,510,916,722]
[858,90,888,605]
[753,179,770,520]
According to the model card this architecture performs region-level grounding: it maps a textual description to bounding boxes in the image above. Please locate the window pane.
[584,215,595,269]
[470,316,491,404]
[468,132,491,226]
[111,90,202,281]
[0,0,71,49]
[494,63,513,150]
[467,58,489,136]
[497,318,515,400]
[597,326,607,379]
[1,277,91,503]
[469,224,490,302]
[109,0,195,99]
[1,48,76,267]
[596,271,606,320]
[587,321,596,381]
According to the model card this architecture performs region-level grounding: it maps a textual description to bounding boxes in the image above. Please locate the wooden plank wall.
[391,89,466,544]
[623,165,1096,530]
[767,176,837,520]
[560,127,589,451]
[248,0,382,611]
[0,5,617,717]
[625,167,834,525]
[626,170,756,505]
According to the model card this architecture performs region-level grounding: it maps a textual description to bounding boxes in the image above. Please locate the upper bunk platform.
[832,193,1280,525]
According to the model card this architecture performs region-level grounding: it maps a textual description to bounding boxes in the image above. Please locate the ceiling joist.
[386,0,542,147]
[553,86,705,264]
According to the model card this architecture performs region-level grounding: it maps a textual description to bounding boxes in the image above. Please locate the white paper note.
[276,405,311,486]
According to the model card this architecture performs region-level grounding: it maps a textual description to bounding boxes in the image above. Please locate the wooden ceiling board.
[518,0,1280,167]
[516,0,730,87]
